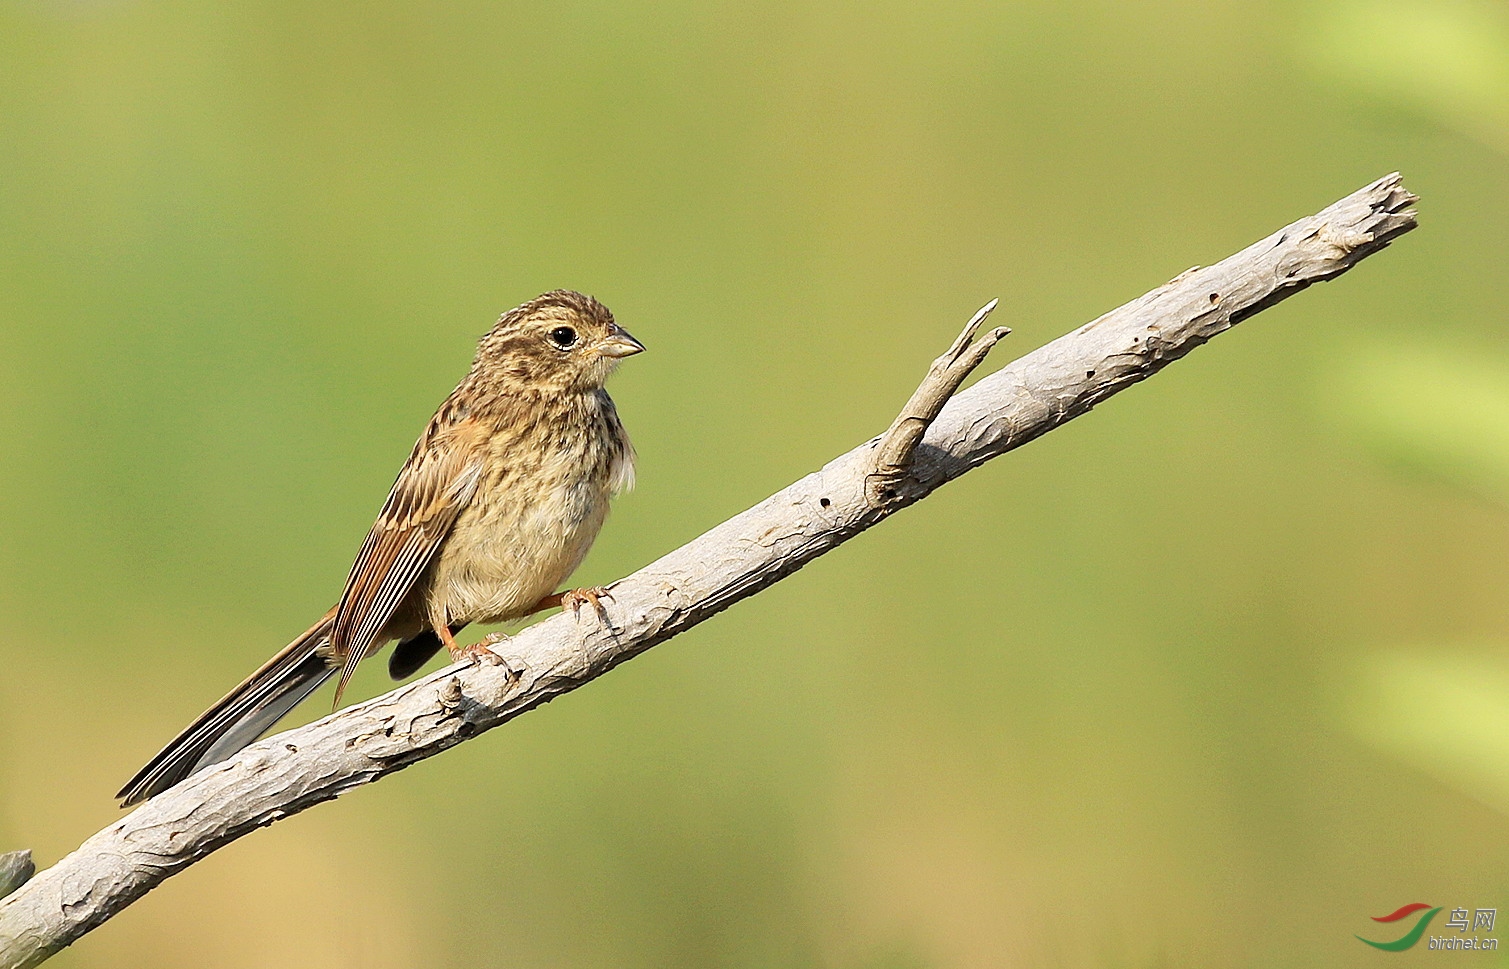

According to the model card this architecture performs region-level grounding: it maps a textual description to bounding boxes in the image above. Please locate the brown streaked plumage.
[117,290,642,807]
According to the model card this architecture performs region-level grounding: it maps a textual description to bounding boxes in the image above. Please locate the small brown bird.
[117,290,643,806]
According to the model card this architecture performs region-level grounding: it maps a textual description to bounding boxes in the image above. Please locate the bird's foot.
[449,631,508,665]
[561,586,612,621]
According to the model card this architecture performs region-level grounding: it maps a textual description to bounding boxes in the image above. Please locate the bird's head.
[475,290,645,393]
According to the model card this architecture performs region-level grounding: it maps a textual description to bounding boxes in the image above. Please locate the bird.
[117,290,643,807]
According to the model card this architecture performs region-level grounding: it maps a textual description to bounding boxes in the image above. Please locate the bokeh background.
[1,1,1506,966]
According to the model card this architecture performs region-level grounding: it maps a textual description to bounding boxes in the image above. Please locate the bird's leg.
[522,587,614,621]
[441,624,507,665]
[521,593,559,616]
[437,623,463,658]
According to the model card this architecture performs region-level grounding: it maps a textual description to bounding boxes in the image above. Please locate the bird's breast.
[423,393,631,627]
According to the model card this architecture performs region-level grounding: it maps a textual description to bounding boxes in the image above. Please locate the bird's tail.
[116,609,338,807]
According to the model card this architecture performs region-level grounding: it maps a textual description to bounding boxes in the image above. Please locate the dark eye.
[548,326,578,350]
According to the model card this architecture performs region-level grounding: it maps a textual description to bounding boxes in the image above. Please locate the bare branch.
[0,174,1418,968]
[868,298,1009,505]
[0,856,32,903]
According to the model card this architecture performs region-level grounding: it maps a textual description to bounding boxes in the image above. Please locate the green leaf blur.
[1,1,1505,967]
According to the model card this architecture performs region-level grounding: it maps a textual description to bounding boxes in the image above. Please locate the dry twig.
[868,298,1010,504]
[0,856,31,904]
[0,174,1417,968]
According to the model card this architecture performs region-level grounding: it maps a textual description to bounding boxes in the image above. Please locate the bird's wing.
[329,422,485,704]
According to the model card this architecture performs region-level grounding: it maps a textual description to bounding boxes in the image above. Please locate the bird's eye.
[548,325,578,350]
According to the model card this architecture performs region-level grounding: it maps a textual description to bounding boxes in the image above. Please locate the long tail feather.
[116,610,338,807]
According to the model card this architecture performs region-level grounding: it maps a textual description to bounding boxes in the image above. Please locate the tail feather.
[116,610,338,807]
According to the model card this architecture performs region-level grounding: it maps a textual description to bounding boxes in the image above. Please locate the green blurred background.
[2,0,1507,966]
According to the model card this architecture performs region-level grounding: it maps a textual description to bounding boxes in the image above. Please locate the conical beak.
[599,324,646,358]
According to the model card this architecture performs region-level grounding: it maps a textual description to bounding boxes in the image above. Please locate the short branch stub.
[866,298,1009,505]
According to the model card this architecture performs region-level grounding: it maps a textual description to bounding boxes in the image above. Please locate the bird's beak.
[598,324,646,358]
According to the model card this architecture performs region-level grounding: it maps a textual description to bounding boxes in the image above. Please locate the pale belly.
[419,463,613,628]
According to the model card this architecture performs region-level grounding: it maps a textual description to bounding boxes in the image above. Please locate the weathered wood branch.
[0,856,31,904]
[868,297,1010,504]
[0,174,1417,968]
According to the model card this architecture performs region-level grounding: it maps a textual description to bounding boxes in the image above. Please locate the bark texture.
[0,174,1417,968]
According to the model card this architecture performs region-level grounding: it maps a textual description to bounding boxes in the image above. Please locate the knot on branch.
[865,300,1010,507]
[0,852,33,902]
